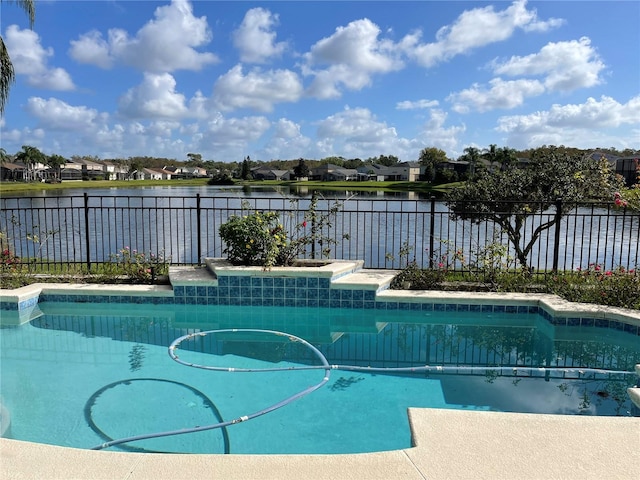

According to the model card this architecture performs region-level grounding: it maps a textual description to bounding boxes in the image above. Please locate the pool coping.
[1,262,639,327]
[1,266,639,479]
[1,409,638,480]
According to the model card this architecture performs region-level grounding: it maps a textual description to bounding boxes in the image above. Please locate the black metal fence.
[1,194,638,274]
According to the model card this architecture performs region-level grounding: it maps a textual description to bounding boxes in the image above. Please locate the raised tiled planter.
[170,258,384,308]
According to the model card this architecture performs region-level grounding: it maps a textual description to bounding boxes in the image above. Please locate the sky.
[1,0,639,163]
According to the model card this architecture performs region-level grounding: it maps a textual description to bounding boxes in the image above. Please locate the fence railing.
[1,194,638,275]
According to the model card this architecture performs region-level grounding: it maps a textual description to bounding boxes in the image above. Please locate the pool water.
[1,302,638,454]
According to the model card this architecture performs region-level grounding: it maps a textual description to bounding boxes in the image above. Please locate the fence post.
[429,196,436,269]
[552,198,562,272]
[84,193,91,271]
[196,193,202,265]
[310,214,316,259]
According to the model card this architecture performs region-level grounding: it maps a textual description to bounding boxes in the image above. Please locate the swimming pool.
[1,300,638,454]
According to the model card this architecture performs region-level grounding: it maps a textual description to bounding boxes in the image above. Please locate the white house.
[102,161,129,180]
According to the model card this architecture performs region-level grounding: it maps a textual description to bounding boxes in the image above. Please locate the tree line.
[2,143,637,184]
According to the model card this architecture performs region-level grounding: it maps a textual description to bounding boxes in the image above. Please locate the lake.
[1,185,638,272]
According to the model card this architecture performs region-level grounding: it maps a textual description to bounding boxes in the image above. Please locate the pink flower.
[302,221,307,227]
[438,262,444,268]
[605,271,612,276]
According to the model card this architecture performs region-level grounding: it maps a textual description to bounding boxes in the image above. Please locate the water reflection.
[13,303,640,417]
[2,184,429,200]
[1,186,637,269]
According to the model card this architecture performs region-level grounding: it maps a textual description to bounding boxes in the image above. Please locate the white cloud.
[273,118,303,139]
[233,8,287,63]
[406,0,564,68]
[4,25,74,90]
[147,120,182,138]
[203,115,270,143]
[419,109,466,156]
[0,127,22,143]
[396,99,440,110]
[448,78,545,113]
[496,95,640,148]
[118,73,191,119]
[68,30,113,69]
[314,106,420,160]
[491,37,605,92]
[303,18,404,99]
[260,118,311,160]
[69,0,217,72]
[25,97,101,130]
[213,65,303,112]
[185,115,271,161]
[316,106,396,142]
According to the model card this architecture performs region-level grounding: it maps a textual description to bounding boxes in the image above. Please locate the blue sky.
[1,0,639,163]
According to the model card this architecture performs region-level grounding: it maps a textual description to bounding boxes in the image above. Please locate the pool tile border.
[1,264,638,335]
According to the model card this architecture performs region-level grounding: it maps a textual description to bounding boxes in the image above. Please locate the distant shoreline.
[0,178,452,196]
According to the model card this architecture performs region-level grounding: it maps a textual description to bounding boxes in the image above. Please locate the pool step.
[330,269,398,292]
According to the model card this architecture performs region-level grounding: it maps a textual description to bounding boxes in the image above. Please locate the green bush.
[219,211,288,268]
[219,194,350,269]
[548,264,639,310]
[390,261,447,289]
[105,247,171,283]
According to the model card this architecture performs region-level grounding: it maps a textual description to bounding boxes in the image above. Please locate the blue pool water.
[1,302,638,454]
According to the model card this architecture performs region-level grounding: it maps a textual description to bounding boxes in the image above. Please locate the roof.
[0,162,26,171]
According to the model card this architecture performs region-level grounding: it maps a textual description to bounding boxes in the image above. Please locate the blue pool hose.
[91,328,640,451]
[91,329,331,451]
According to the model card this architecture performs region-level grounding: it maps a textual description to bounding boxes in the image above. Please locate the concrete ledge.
[331,269,398,291]
[204,258,364,279]
[169,265,218,285]
[407,409,640,480]
[2,409,638,480]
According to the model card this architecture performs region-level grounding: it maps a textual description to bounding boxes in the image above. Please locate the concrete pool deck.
[1,409,639,480]
[1,264,639,479]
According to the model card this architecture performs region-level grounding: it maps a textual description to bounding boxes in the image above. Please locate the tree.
[370,154,399,166]
[343,158,363,169]
[293,158,309,179]
[1,0,36,114]
[446,146,624,271]
[46,154,67,182]
[15,145,45,181]
[419,147,448,182]
[186,153,203,166]
[240,156,252,180]
[128,158,142,179]
[0,147,9,165]
[482,144,517,172]
[320,156,345,167]
[459,146,481,178]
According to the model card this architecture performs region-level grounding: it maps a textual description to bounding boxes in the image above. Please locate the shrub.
[207,174,235,185]
[219,193,350,269]
[388,240,453,290]
[390,260,447,290]
[107,247,171,283]
[219,211,287,268]
[548,264,639,310]
[0,248,21,272]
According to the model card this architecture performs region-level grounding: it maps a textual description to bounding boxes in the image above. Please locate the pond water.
[1,185,638,271]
